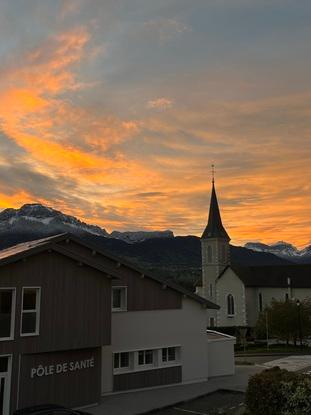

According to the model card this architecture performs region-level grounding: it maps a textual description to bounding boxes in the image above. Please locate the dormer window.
[112,287,127,312]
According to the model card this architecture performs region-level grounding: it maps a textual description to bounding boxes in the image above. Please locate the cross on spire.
[211,164,215,184]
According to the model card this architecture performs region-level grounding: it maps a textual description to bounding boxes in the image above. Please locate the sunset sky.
[0,0,310,247]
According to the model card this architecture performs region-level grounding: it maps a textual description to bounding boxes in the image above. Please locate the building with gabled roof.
[196,180,311,328]
[1,232,230,415]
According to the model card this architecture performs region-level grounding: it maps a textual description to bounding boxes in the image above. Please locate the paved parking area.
[148,391,245,415]
[263,355,311,372]
[88,366,261,415]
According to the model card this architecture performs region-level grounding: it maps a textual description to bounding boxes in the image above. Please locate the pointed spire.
[202,176,230,241]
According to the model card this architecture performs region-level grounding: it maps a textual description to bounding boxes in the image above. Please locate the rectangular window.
[162,347,176,363]
[114,352,130,369]
[0,289,15,340]
[21,287,41,336]
[209,317,215,328]
[138,349,153,366]
[112,287,127,311]
[0,356,9,373]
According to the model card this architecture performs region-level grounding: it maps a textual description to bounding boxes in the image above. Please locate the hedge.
[245,367,311,415]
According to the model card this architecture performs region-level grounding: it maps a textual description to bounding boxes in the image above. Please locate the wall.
[0,251,111,356]
[0,250,112,413]
[59,239,182,311]
[207,339,235,377]
[18,348,101,409]
[102,298,208,394]
[216,268,246,327]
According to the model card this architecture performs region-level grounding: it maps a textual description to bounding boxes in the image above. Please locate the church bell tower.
[200,174,231,308]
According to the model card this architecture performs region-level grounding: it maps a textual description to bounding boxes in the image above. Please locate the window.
[138,349,154,366]
[21,287,41,336]
[112,287,127,311]
[0,356,9,373]
[227,294,235,316]
[258,293,263,312]
[209,284,213,298]
[285,293,289,301]
[114,352,130,370]
[207,246,212,263]
[162,347,177,363]
[0,289,15,340]
[209,317,215,328]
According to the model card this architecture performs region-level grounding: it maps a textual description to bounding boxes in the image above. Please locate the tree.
[255,298,311,345]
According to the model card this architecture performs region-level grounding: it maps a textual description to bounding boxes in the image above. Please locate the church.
[196,180,311,328]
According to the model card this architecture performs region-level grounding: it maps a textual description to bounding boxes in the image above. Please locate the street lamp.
[296,299,303,350]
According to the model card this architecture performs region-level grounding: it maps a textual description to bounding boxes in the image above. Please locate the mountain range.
[245,242,311,264]
[0,204,174,243]
[0,203,309,290]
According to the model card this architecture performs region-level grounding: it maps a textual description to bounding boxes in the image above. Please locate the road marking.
[173,407,209,415]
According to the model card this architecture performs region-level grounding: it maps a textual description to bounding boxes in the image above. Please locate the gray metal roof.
[0,233,219,309]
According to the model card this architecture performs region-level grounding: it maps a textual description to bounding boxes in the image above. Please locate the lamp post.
[296,299,303,350]
[265,311,269,351]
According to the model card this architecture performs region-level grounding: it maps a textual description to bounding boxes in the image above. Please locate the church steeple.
[197,171,231,323]
[202,181,230,241]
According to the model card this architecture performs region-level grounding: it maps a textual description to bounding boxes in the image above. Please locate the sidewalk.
[88,365,262,415]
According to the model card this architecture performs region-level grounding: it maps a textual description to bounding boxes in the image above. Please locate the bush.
[281,378,311,415]
[245,367,301,415]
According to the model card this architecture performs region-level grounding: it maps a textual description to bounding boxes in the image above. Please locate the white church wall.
[216,268,246,327]
[291,288,311,301]
[245,287,258,327]
[246,287,311,328]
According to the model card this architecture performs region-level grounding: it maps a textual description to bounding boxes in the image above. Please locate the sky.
[0,0,310,248]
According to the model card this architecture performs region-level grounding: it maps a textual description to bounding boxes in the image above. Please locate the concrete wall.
[216,268,246,327]
[207,338,235,377]
[102,298,208,394]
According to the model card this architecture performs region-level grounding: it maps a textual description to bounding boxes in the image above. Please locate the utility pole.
[296,299,303,350]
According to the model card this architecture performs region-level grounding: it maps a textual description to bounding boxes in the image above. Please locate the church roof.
[202,182,230,240]
[218,264,311,288]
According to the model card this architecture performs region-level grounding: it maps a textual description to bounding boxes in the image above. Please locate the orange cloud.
[0,23,310,249]
[0,191,38,209]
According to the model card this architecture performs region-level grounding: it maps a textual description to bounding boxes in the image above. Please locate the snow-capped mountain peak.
[0,203,174,243]
[245,241,311,263]
[0,203,109,237]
